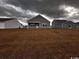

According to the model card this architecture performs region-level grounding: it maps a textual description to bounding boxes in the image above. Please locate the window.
[42,23,47,27]
[29,23,39,26]
[67,24,72,29]
[68,25,72,27]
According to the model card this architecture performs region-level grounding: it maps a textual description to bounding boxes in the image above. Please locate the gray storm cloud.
[0,0,65,18]
[0,0,39,18]
[0,0,79,22]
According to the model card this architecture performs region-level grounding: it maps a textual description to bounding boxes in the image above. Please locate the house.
[27,15,50,28]
[0,18,22,29]
[75,22,79,29]
[52,20,75,29]
[62,21,75,29]
[52,20,67,28]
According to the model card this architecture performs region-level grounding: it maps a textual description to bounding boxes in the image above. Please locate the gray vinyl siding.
[52,20,76,29]
[0,22,5,29]
[62,22,76,29]
[5,20,21,28]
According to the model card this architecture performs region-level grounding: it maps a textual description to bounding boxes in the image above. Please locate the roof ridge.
[28,15,50,22]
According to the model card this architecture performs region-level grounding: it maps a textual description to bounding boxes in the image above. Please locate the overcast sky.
[0,0,79,22]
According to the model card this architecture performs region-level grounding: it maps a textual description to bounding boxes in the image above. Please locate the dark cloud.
[65,0,79,8]
[1,0,79,18]
[6,0,65,17]
[0,6,21,17]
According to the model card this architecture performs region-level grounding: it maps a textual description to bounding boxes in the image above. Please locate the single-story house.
[0,18,23,29]
[75,22,79,29]
[52,20,67,28]
[52,20,76,29]
[62,21,75,29]
[27,15,50,28]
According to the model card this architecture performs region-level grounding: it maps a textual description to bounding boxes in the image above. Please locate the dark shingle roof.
[53,20,67,23]
[0,18,15,22]
[76,22,79,24]
[53,20,75,24]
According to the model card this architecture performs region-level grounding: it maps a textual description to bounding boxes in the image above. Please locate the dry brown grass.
[0,29,79,59]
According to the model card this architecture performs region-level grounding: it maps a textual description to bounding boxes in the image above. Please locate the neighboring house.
[62,21,75,29]
[27,15,50,28]
[52,20,67,28]
[75,22,79,29]
[52,20,75,29]
[0,18,22,29]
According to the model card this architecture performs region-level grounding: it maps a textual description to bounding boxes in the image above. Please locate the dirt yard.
[0,29,79,59]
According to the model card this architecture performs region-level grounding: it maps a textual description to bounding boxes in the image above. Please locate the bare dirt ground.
[0,29,79,59]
